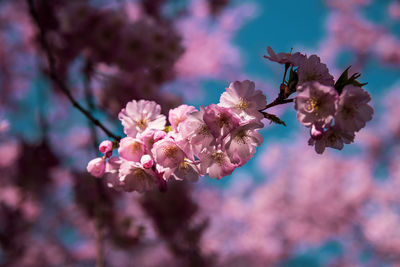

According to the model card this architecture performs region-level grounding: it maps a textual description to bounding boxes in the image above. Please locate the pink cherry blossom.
[308,126,355,154]
[118,100,166,137]
[198,147,237,179]
[219,80,266,121]
[203,104,241,139]
[297,55,335,86]
[335,85,374,133]
[295,81,338,128]
[151,137,186,170]
[224,121,264,165]
[177,107,214,155]
[264,46,306,66]
[119,161,157,192]
[171,161,200,182]
[168,104,197,131]
[118,137,145,162]
[99,140,113,154]
[86,157,106,178]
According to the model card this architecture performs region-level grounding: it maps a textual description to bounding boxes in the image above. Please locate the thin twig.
[26,0,120,141]
[264,98,294,110]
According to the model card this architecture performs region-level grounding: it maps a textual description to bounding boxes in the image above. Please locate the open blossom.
[335,85,374,133]
[308,126,355,154]
[198,147,237,179]
[264,46,306,66]
[203,104,241,139]
[171,161,199,182]
[151,137,185,170]
[168,104,197,131]
[118,100,166,137]
[178,107,214,155]
[224,121,264,164]
[119,161,157,192]
[219,80,266,120]
[297,55,335,86]
[87,157,106,178]
[295,82,338,128]
[118,137,145,162]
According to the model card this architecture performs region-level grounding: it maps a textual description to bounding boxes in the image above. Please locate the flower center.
[305,98,319,112]
[164,145,179,158]
[138,118,148,130]
[198,124,210,135]
[235,130,248,144]
[130,142,142,153]
[237,98,249,110]
[212,151,225,165]
[218,113,230,127]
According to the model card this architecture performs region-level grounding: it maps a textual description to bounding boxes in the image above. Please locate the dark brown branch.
[264,97,294,110]
[26,0,121,141]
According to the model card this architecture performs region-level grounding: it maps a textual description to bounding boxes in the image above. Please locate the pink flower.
[119,161,157,192]
[308,126,355,154]
[198,147,237,179]
[335,85,374,133]
[219,80,266,121]
[295,82,338,128]
[171,161,200,182]
[297,55,335,86]
[178,107,214,155]
[87,157,106,178]
[151,137,185,170]
[104,157,123,189]
[99,140,113,154]
[168,104,197,131]
[118,100,166,137]
[264,46,306,66]
[203,104,241,139]
[118,137,145,162]
[140,154,154,169]
[224,121,264,164]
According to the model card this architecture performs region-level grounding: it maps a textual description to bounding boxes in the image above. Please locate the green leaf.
[262,112,287,127]
[334,66,367,94]
[287,68,298,93]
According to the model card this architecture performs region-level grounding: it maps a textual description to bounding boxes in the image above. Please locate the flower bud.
[87,157,106,178]
[99,140,113,154]
[310,124,324,140]
[141,154,154,169]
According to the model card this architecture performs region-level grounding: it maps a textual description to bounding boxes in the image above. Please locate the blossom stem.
[26,0,121,141]
[263,98,294,110]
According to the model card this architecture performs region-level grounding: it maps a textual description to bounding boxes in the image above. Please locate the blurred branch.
[83,60,106,267]
[26,0,121,142]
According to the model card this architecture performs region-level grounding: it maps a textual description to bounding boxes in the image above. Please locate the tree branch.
[26,0,121,141]
[264,97,294,110]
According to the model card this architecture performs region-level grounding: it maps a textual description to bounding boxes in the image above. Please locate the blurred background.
[1,0,400,266]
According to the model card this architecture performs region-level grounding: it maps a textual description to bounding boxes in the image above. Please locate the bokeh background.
[1,0,400,266]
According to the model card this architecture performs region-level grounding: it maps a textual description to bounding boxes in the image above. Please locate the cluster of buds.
[264,47,374,154]
[87,80,266,192]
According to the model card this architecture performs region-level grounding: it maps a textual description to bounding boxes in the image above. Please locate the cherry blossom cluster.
[87,80,266,192]
[265,47,374,154]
